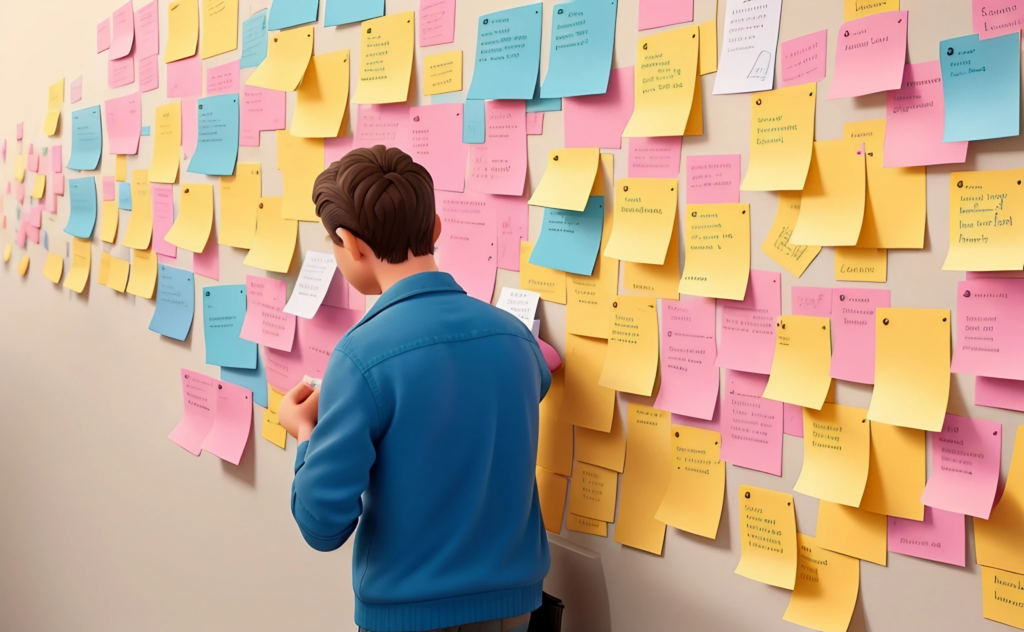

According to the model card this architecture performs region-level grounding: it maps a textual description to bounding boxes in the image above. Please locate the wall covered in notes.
[1,0,1023,631]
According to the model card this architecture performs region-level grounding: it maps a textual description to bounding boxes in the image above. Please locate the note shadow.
[847,586,870,632]
[221,415,257,487]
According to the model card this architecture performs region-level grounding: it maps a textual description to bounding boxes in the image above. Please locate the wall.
[0,0,1013,631]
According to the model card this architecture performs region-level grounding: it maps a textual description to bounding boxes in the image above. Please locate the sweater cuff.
[294,441,309,474]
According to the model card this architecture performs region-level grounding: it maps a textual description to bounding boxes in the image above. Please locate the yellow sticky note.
[44,78,64,136]
[817,500,887,566]
[867,308,950,432]
[561,334,616,432]
[623,25,699,137]
[100,201,119,244]
[123,171,153,250]
[844,0,899,21]
[538,369,572,477]
[14,156,26,183]
[982,566,1024,629]
[292,50,350,138]
[44,111,61,138]
[763,315,833,409]
[679,203,751,300]
[105,256,130,293]
[166,0,200,63]
[267,386,285,414]
[43,253,63,284]
[655,425,725,539]
[423,50,462,96]
[844,120,926,249]
[116,154,127,182]
[98,252,111,286]
[698,18,717,76]
[220,163,261,249]
[520,241,567,304]
[126,247,158,299]
[568,156,618,338]
[942,169,1024,272]
[244,197,297,273]
[165,184,213,253]
[247,25,314,91]
[975,429,1024,575]
[835,247,887,282]
[568,461,618,523]
[623,218,680,300]
[735,485,798,589]
[599,295,659,396]
[794,404,871,507]
[741,83,817,191]
[3,244,11,263]
[63,237,91,293]
[354,12,415,105]
[860,422,925,521]
[566,514,607,537]
[149,102,182,184]
[614,405,672,555]
[684,72,704,137]
[528,148,600,212]
[604,178,678,265]
[201,0,238,59]
[261,409,287,449]
[783,534,861,632]
[31,175,45,199]
[575,406,626,473]
[761,191,821,277]
[17,254,29,276]
[536,466,568,534]
[276,131,323,222]
[790,139,866,247]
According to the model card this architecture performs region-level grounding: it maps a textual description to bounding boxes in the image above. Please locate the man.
[278,146,551,632]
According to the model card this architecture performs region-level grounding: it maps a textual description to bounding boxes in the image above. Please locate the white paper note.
[283,251,340,319]
[496,287,542,329]
[713,0,784,95]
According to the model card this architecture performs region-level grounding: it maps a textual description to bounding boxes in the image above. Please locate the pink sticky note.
[435,189,498,302]
[103,177,116,201]
[167,54,203,99]
[884,62,969,168]
[685,154,741,204]
[106,92,142,155]
[240,86,287,147]
[2,139,6,161]
[53,174,65,196]
[721,369,784,476]
[952,278,1024,381]
[206,60,241,96]
[45,181,58,213]
[193,233,220,280]
[564,66,634,149]
[109,0,136,60]
[182,97,199,159]
[780,30,828,88]
[655,296,719,420]
[526,112,544,136]
[419,0,456,46]
[830,288,890,384]
[783,403,804,438]
[324,136,355,167]
[673,402,723,434]
[200,380,253,466]
[324,271,366,312]
[15,182,24,204]
[27,153,39,173]
[977,376,1024,412]
[638,0,694,31]
[265,306,362,392]
[52,146,63,174]
[974,0,1024,40]
[134,0,160,60]
[920,414,1002,519]
[410,103,468,193]
[169,369,217,456]
[827,12,908,100]
[497,193,529,272]
[70,76,83,104]
[355,103,413,154]
[716,270,782,375]
[888,507,966,567]
[627,136,682,178]
[97,19,111,54]
[139,54,160,93]
[28,205,43,229]
[151,183,178,258]
[240,275,296,352]
[108,45,136,89]
[792,286,833,317]
[16,123,23,140]
[467,100,527,197]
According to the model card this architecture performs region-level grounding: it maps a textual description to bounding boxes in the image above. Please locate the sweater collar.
[357,271,466,327]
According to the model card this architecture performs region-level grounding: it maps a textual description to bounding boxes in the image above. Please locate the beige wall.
[0,0,1014,630]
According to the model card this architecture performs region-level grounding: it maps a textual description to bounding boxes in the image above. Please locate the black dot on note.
[744,492,750,499]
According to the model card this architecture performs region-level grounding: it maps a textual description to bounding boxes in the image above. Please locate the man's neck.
[375,254,440,293]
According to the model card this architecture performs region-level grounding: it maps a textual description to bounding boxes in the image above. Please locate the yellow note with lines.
[354,12,415,105]
[538,369,571,477]
[44,78,64,136]
[655,425,725,539]
[567,461,618,523]
[43,253,64,284]
[679,203,750,300]
[536,466,568,534]
[243,197,297,273]
[529,148,600,212]
[568,155,618,337]
[166,0,199,63]
[763,315,833,410]
[735,485,798,589]
[867,308,950,432]
[149,102,181,185]
[520,241,567,304]
[783,534,861,632]
[623,25,699,137]
[844,0,899,21]
[794,404,871,507]
[835,247,887,283]
[220,163,261,249]
[943,168,1024,272]
[567,514,607,537]
[63,237,91,294]
[105,255,130,293]
[817,500,887,566]
[126,247,158,299]
[561,334,616,432]
[123,171,153,250]
[741,83,817,191]
[575,405,626,473]
[614,405,672,555]
[292,50,350,138]
[201,0,238,59]
[100,201,119,244]
[599,295,659,396]
[860,422,925,521]
[761,191,821,277]
[975,428,1024,575]
[623,218,679,300]
[604,178,678,265]
[277,131,323,222]
[982,566,1024,630]
[791,139,866,247]
[165,184,213,253]
[246,26,314,92]
[423,50,462,96]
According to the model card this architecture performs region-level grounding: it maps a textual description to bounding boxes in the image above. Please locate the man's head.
[313,145,441,295]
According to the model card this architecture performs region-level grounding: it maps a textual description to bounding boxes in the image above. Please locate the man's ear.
[336,227,362,260]
[433,213,443,245]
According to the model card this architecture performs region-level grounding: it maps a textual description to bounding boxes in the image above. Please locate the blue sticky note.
[141,126,151,136]
[540,0,618,99]
[67,106,102,171]
[526,82,562,113]
[325,0,383,27]
[463,99,486,144]
[267,0,320,31]
[203,284,258,370]
[149,264,196,341]
[529,196,604,275]
[467,4,544,100]
[241,10,270,69]
[221,351,269,408]
[118,182,132,210]
[941,32,1021,142]
[188,94,240,177]
[65,177,97,239]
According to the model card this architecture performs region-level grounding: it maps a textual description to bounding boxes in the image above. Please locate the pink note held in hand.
[169,369,217,456]
[105,92,142,155]
[952,278,1024,381]
[409,103,468,193]
[686,154,741,204]
[240,276,296,352]
[467,100,527,197]
[721,370,784,476]
[240,86,287,147]
[973,0,1024,40]
[435,189,498,302]
[884,62,968,168]
[716,270,782,375]
[564,66,634,149]
[627,136,682,178]
[419,0,456,46]
[655,297,719,420]
[888,506,966,567]
[780,30,828,88]
[920,414,1002,519]
[827,11,908,100]
[638,0,694,30]
[201,380,253,466]
[830,288,890,384]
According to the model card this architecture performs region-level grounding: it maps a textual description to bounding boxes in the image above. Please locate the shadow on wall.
[544,536,612,632]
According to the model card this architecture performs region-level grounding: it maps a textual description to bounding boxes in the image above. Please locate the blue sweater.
[291,272,552,632]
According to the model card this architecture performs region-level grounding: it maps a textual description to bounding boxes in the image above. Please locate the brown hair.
[313,145,436,264]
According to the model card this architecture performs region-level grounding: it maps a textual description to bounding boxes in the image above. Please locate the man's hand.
[279,382,320,443]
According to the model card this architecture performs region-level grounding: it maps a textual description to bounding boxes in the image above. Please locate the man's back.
[290,272,552,632]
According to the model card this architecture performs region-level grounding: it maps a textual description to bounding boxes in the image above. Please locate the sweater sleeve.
[291,351,381,552]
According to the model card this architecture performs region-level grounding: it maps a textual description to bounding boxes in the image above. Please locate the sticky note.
[201,0,238,59]
[203,284,257,369]
[123,171,153,249]
[830,288,890,384]
[954,279,1024,380]
[109,0,135,60]
[517,241,563,305]
[536,466,568,534]
[219,163,261,249]
[537,369,571,476]
[974,0,1024,40]
[975,428,1024,574]
[433,191,496,301]
[167,55,203,99]
[529,148,600,212]
[713,0,783,95]
[531,197,604,276]
[817,501,887,566]
[201,379,253,466]
[684,154,740,205]
[566,514,607,537]
[563,66,633,150]
[418,0,455,46]
[107,45,136,89]
[860,422,925,521]
[268,0,318,30]
[64,237,92,294]
[148,264,195,340]
[496,288,541,330]
[165,0,199,62]
[408,104,468,193]
[466,100,527,196]
[467,4,543,100]
[125,247,158,298]
[920,414,1002,519]
[65,177,97,239]
[780,30,828,88]
[169,370,217,455]
[261,409,287,449]
[561,334,616,432]
[240,86,287,146]
[627,138,681,180]
[942,32,1021,142]
[834,247,887,283]
[716,270,782,375]
[353,103,411,152]
[105,92,142,156]
[783,534,861,632]
[844,0,899,21]
[721,370,783,475]
[240,10,268,69]
[735,485,797,588]
[246,25,313,92]
[655,426,724,539]
[102,255,129,292]
[275,132,324,224]
[827,12,908,100]
[149,103,181,185]
[292,50,350,139]
[42,253,63,284]
[888,507,966,567]
[884,61,969,168]
[614,405,671,554]
[164,185,213,253]
[97,18,111,53]
[2,244,10,263]
[792,404,870,507]
[943,169,1024,272]
[243,197,297,273]
[982,566,1024,629]
[741,83,817,191]
[44,79,64,137]
[639,0,692,30]
[31,176,45,200]
[188,94,240,176]
[67,106,102,171]
[539,0,617,99]
[265,305,362,391]
[790,139,866,247]
[623,25,698,137]
[653,297,718,419]
[567,461,618,523]
[762,315,832,409]
[353,12,415,105]
[621,216,678,300]
[222,351,269,409]
[423,50,462,96]
[240,275,296,351]
[760,192,819,278]
[604,178,677,264]
[679,203,750,300]
[118,182,133,211]
[977,376,1024,413]
[323,0,381,25]
[599,295,658,396]
[206,60,240,96]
